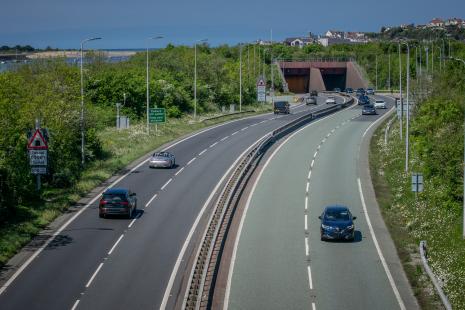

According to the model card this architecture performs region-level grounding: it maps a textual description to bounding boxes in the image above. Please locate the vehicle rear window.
[103,194,127,202]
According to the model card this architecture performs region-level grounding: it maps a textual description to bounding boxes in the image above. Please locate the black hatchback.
[362,104,377,115]
[319,205,357,241]
[99,188,137,218]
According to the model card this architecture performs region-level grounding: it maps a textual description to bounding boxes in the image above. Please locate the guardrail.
[183,96,353,310]
[419,241,452,310]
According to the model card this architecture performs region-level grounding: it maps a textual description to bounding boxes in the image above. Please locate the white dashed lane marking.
[186,158,196,166]
[198,149,207,156]
[161,178,172,191]
[221,136,229,141]
[175,167,185,176]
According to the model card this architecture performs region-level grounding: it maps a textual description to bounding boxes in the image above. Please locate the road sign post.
[257,76,266,103]
[27,125,49,191]
[412,172,424,199]
[149,108,166,135]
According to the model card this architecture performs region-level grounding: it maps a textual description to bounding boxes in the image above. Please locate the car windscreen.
[375,100,384,103]
[365,105,374,108]
[102,194,127,203]
[325,210,350,221]
[274,102,287,108]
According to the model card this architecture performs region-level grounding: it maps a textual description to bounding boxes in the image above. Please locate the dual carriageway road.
[0,94,346,310]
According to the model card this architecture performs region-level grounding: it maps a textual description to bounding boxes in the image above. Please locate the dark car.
[333,87,341,92]
[319,205,356,241]
[310,90,318,97]
[99,188,137,218]
[345,87,353,93]
[273,101,290,114]
[362,104,377,115]
[356,88,365,96]
[358,95,370,105]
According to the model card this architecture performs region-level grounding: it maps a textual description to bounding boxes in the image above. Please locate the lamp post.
[401,41,411,173]
[398,42,403,141]
[80,37,101,166]
[239,43,242,112]
[446,57,465,239]
[194,39,208,120]
[146,35,163,134]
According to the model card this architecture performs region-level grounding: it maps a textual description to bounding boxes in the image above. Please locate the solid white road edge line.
[85,262,104,288]
[159,135,268,310]
[357,178,406,310]
[108,234,124,255]
[223,107,354,310]
[0,109,276,296]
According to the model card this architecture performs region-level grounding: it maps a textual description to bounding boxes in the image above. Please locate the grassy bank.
[370,118,465,309]
[0,104,271,267]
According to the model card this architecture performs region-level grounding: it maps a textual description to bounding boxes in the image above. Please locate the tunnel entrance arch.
[278,60,367,93]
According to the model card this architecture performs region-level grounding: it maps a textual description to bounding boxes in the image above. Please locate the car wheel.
[99,213,104,218]
[320,234,325,241]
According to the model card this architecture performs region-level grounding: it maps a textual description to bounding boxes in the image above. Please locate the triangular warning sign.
[28,129,48,149]
[257,79,265,86]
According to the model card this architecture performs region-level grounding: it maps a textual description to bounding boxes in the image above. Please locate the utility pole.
[375,54,378,91]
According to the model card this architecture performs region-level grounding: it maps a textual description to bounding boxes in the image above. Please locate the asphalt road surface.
[227,95,418,310]
[0,95,344,310]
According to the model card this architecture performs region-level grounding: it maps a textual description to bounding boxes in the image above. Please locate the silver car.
[325,96,336,104]
[149,151,176,168]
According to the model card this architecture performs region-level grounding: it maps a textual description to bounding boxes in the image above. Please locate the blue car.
[319,205,357,241]
[358,95,370,105]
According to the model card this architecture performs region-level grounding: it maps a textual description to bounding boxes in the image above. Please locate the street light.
[444,56,465,239]
[398,42,403,141]
[401,41,411,174]
[239,43,242,112]
[80,37,101,166]
[146,35,164,134]
[194,39,208,120]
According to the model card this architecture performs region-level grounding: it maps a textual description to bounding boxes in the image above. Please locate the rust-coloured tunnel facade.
[279,61,367,93]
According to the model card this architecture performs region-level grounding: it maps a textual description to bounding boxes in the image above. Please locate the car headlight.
[321,224,332,230]
[346,225,354,230]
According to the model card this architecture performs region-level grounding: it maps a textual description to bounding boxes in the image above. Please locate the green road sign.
[149,108,166,123]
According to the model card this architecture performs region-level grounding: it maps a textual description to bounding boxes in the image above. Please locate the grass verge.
[370,116,465,309]
[0,104,272,268]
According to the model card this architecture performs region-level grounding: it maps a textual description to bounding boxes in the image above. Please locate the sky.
[1,0,464,49]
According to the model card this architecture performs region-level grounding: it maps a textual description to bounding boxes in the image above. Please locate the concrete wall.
[309,68,326,92]
[346,61,368,89]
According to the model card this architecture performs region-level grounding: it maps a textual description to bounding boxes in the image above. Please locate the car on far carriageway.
[325,96,337,104]
[149,151,176,168]
[345,87,353,93]
[305,96,317,105]
[99,188,137,218]
[374,99,386,109]
[362,104,377,115]
[366,88,375,95]
[319,205,357,241]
